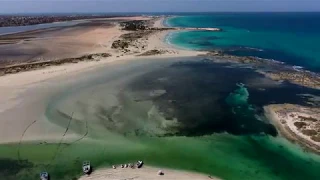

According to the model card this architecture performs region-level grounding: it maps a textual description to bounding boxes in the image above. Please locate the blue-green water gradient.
[166,13,320,72]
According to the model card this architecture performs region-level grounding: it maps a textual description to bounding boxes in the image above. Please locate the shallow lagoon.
[1,56,319,180]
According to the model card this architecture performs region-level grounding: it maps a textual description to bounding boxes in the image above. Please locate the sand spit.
[264,104,320,154]
[0,17,202,76]
[78,166,220,180]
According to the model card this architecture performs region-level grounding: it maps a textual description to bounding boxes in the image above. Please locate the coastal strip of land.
[1,16,318,91]
[264,104,320,154]
[0,15,124,27]
[0,16,203,74]
[78,166,220,180]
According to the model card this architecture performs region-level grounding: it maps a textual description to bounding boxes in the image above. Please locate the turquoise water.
[166,13,320,72]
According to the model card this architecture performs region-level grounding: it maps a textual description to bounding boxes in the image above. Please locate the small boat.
[136,160,143,168]
[82,161,92,175]
[40,172,49,180]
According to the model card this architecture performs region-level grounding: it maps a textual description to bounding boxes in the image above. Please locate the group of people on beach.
[112,160,144,169]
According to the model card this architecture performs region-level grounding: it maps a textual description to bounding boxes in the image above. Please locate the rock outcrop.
[205,51,320,90]
[0,53,111,75]
[138,49,166,56]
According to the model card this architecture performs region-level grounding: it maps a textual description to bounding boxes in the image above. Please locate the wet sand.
[78,166,219,180]
[0,20,118,66]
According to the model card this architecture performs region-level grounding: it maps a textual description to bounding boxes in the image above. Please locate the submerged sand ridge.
[45,57,185,139]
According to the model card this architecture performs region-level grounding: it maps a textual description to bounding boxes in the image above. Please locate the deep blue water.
[166,13,320,72]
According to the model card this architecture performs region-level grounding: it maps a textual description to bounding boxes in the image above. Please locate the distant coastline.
[0,15,122,27]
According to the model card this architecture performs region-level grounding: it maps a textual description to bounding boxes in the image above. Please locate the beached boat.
[82,161,92,175]
[40,172,49,180]
[136,160,143,168]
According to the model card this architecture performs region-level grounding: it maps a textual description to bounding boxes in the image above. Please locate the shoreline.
[0,16,203,75]
[1,15,319,90]
[78,166,220,180]
[0,15,130,28]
